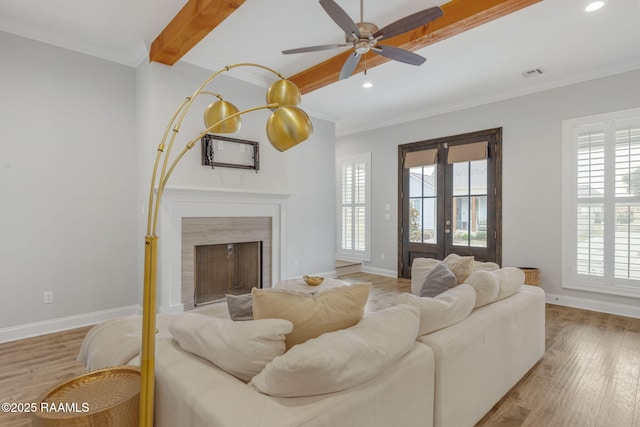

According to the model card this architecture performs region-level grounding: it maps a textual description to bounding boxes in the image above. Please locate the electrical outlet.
[44,291,54,304]
[380,253,385,260]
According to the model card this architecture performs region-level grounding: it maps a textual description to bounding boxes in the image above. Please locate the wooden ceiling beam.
[289,0,542,94]
[150,0,246,65]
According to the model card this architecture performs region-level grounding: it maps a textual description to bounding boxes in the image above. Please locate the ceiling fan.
[282,0,444,80]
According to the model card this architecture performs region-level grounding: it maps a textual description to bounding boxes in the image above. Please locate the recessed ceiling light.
[585,1,605,12]
[362,81,373,88]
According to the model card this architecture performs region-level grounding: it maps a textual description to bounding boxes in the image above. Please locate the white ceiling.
[1,0,639,136]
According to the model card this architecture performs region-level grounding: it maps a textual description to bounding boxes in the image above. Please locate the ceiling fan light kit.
[283,0,444,80]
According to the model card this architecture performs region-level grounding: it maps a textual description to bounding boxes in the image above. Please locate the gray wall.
[136,60,337,283]
[337,68,640,316]
[0,32,336,341]
[0,32,138,331]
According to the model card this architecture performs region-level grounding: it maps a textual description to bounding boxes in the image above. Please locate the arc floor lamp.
[140,63,313,427]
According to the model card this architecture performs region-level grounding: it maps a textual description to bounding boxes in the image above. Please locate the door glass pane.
[409,167,424,197]
[453,162,469,196]
[423,198,436,243]
[470,160,487,195]
[471,196,487,247]
[409,198,422,243]
[423,165,436,196]
[452,196,469,246]
[409,165,438,244]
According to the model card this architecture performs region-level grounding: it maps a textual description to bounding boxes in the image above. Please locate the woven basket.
[519,267,540,286]
[32,366,140,427]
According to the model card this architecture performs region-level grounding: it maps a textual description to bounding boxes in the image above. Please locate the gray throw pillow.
[226,293,253,321]
[419,263,457,297]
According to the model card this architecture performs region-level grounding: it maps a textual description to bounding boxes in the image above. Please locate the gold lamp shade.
[204,100,241,133]
[266,106,313,152]
[266,79,301,109]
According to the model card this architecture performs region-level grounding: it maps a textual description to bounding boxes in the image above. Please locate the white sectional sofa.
[78,260,545,427]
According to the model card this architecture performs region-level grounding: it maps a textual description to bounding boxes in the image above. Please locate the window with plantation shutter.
[563,108,640,298]
[337,153,371,261]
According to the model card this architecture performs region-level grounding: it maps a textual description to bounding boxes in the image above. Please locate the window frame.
[562,107,640,298]
[336,152,372,262]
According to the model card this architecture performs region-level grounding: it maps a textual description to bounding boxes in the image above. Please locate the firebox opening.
[194,241,262,305]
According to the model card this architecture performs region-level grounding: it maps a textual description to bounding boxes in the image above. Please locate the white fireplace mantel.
[157,186,290,313]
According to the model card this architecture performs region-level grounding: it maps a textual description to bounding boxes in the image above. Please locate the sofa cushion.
[393,284,476,336]
[252,283,370,350]
[442,253,475,284]
[463,270,500,307]
[249,304,420,397]
[494,267,525,301]
[169,313,292,382]
[420,262,457,297]
[226,293,253,321]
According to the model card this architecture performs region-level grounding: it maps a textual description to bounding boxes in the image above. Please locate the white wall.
[0,32,139,338]
[0,33,337,341]
[337,69,640,317]
[136,61,337,282]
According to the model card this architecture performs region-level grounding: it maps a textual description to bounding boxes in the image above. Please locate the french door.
[398,128,502,278]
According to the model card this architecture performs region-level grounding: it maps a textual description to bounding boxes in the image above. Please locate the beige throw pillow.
[442,253,475,284]
[252,283,370,349]
[250,304,420,397]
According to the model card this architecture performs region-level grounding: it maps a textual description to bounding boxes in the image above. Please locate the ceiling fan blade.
[339,52,362,80]
[373,6,444,40]
[373,45,426,66]
[282,44,348,54]
[319,0,361,38]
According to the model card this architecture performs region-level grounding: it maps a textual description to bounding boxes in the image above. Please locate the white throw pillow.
[494,267,525,301]
[249,304,420,397]
[169,313,292,382]
[393,284,476,336]
[463,270,500,307]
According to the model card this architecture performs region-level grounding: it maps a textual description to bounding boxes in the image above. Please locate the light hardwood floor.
[1,273,639,427]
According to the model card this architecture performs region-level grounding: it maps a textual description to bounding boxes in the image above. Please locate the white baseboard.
[545,293,640,319]
[362,266,397,278]
[0,305,141,344]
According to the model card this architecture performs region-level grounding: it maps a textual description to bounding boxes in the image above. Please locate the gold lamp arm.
[139,62,311,427]
[140,106,272,427]
[152,103,277,235]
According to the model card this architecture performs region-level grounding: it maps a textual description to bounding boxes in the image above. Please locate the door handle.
[445,229,451,234]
